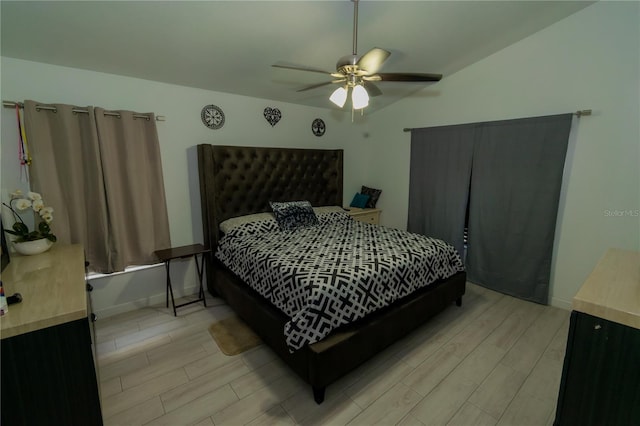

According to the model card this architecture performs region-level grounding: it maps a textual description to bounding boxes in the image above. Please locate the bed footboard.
[211,259,466,403]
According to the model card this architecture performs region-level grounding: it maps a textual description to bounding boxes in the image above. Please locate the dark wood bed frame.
[197,144,466,404]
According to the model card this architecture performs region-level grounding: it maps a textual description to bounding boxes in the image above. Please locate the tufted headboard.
[197,144,344,249]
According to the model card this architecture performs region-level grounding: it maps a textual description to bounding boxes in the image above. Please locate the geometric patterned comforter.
[216,210,464,352]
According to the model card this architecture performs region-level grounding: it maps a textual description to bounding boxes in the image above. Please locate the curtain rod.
[2,100,166,121]
[402,109,592,132]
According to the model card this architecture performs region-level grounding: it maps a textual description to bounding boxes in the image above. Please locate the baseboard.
[550,296,572,311]
[93,284,200,319]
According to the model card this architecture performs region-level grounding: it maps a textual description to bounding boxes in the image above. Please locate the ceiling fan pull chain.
[352,0,359,55]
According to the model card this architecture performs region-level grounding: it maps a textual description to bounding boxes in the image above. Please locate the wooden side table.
[154,244,210,316]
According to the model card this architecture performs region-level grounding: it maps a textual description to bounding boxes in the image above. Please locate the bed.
[197,144,466,403]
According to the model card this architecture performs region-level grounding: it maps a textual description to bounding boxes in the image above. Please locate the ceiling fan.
[272,0,442,110]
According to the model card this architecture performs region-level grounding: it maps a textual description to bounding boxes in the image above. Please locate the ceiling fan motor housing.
[337,54,359,69]
[337,54,370,82]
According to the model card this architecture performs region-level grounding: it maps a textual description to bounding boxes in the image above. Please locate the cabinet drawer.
[353,213,378,224]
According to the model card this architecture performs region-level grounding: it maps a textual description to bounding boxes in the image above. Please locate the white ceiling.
[1,1,594,113]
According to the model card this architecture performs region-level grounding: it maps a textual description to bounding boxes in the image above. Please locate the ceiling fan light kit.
[351,84,369,109]
[329,87,348,108]
[272,0,442,114]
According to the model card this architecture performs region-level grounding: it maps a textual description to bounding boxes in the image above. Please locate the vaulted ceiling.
[1,1,593,113]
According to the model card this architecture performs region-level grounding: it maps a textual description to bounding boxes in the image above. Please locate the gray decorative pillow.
[361,185,382,208]
[269,200,319,231]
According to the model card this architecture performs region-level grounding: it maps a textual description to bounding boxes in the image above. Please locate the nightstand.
[347,208,381,225]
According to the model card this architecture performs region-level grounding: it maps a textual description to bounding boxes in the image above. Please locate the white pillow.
[313,206,346,214]
[219,212,276,234]
[219,206,346,234]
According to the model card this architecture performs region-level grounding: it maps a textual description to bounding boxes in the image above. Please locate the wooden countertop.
[0,244,87,339]
[573,248,640,330]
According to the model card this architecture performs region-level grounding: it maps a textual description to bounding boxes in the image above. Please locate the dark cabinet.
[1,318,103,425]
[555,311,640,425]
[0,244,102,425]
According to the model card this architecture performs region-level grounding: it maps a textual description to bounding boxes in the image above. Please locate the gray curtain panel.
[408,114,572,304]
[466,114,572,304]
[408,124,475,258]
[24,101,170,273]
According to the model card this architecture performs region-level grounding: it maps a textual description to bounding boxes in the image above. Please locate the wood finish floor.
[96,283,570,426]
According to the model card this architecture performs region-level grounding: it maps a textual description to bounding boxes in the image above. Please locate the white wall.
[361,1,640,308]
[0,58,362,317]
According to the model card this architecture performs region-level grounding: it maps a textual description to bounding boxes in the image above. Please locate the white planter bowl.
[13,238,54,256]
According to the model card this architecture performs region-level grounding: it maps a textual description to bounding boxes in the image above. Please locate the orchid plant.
[2,190,57,243]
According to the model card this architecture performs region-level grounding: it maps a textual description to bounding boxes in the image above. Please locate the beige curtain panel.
[24,100,171,273]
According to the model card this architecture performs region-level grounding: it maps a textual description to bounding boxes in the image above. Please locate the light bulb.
[329,87,348,108]
[352,84,369,109]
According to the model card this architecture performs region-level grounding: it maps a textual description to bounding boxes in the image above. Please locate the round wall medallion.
[312,118,326,137]
[201,104,225,129]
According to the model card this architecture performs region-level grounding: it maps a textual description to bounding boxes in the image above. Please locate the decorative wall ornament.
[201,104,225,129]
[311,118,326,137]
[263,107,282,127]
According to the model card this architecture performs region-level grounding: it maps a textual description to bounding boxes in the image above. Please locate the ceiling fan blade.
[296,79,345,92]
[272,63,332,75]
[356,48,391,75]
[363,81,383,97]
[375,73,443,82]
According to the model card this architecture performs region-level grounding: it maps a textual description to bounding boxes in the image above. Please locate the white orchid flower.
[5,189,56,242]
[28,191,42,201]
[15,198,32,210]
[32,199,45,211]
